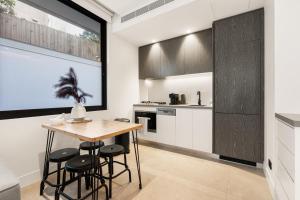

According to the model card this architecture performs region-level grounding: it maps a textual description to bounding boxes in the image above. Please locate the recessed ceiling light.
[152,39,157,43]
[186,30,191,34]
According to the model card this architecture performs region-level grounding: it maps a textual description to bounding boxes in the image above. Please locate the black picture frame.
[0,0,107,120]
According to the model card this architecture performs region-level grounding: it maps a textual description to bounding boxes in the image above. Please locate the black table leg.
[91,142,95,200]
[40,130,55,195]
[91,142,101,200]
[132,130,142,189]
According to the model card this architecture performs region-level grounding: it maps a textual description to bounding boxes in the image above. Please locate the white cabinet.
[175,109,193,149]
[133,105,213,154]
[276,118,297,200]
[192,109,212,153]
[157,114,176,145]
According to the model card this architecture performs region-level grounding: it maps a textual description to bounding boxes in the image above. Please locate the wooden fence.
[0,13,100,62]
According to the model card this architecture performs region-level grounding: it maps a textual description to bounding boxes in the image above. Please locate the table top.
[42,120,143,142]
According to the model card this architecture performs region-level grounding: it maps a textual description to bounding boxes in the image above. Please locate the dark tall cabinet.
[213,9,264,163]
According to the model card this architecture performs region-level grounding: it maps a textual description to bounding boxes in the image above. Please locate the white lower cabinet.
[175,109,193,149]
[134,106,213,154]
[192,109,212,153]
[157,114,176,145]
[276,119,296,200]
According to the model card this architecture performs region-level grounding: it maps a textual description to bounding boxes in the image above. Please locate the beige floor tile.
[133,175,226,200]
[21,145,272,200]
[227,165,273,200]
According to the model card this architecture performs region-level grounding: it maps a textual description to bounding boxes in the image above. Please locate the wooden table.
[40,119,143,200]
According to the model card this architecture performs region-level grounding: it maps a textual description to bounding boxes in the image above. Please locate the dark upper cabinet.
[213,9,262,44]
[214,113,263,163]
[139,29,213,79]
[139,44,161,79]
[184,29,213,74]
[160,37,185,77]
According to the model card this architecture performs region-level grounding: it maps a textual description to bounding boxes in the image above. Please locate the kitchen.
[0,0,299,200]
[133,8,264,166]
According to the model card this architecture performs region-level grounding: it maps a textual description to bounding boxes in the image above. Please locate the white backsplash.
[139,72,213,106]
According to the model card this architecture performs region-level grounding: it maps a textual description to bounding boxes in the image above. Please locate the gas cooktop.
[140,101,167,105]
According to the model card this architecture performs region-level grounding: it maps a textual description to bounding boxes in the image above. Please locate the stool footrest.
[102,168,130,180]
[59,183,106,200]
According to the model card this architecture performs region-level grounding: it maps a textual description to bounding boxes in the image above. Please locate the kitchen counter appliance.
[134,110,157,133]
[169,93,179,105]
[156,108,176,145]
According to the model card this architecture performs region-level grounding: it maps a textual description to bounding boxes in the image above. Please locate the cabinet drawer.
[278,140,295,181]
[192,110,212,153]
[176,109,193,149]
[275,177,289,200]
[277,120,295,154]
[214,113,262,162]
[277,161,294,200]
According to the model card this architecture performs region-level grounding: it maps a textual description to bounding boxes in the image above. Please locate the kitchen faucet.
[197,91,201,106]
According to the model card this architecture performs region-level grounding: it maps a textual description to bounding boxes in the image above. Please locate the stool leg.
[59,169,67,195]
[85,170,90,190]
[105,183,109,200]
[70,172,74,180]
[124,153,132,182]
[108,157,113,198]
[78,173,82,199]
[111,157,114,175]
[55,163,61,200]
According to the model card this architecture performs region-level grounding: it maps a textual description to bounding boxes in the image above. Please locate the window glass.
[0,0,104,112]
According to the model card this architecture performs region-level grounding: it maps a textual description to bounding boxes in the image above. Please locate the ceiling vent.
[121,0,175,23]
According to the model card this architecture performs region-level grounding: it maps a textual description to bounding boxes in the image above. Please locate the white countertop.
[133,104,213,109]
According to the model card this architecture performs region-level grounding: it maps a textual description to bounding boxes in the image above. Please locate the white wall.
[0,24,139,187]
[274,0,300,113]
[264,0,275,196]
[139,73,213,105]
[265,0,300,197]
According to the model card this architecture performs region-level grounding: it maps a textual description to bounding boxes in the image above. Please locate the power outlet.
[268,159,272,170]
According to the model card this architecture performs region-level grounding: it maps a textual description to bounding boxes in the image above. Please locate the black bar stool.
[40,148,79,200]
[79,141,104,155]
[99,144,131,198]
[79,141,106,189]
[59,154,108,200]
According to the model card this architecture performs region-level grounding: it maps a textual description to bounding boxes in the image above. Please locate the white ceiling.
[96,0,265,46]
[95,0,157,15]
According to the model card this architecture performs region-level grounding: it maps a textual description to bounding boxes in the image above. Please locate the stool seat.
[99,144,124,157]
[65,155,98,173]
[79,141,104,150]
[49,148,79,163]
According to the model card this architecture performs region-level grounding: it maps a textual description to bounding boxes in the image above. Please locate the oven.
[134,110,157,133]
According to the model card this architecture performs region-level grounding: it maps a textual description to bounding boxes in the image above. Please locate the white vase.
[70,102,86,119]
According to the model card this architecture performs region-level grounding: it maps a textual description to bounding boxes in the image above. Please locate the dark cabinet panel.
[160,37,185,76]
[214,9,263,44]
[139,29,213,79]
[214,40,261,114]
[139,46,150,79]
[213,9,264,163]
[184,29,213,74]
[214,113,263,163]
[139,44,161,79]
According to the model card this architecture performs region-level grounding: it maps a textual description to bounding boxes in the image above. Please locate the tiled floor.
[21,145,272,200]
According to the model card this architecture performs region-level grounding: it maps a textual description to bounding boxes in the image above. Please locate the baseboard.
[18,169,41,188]
[264,164,276,199]
[138,139,219,162]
